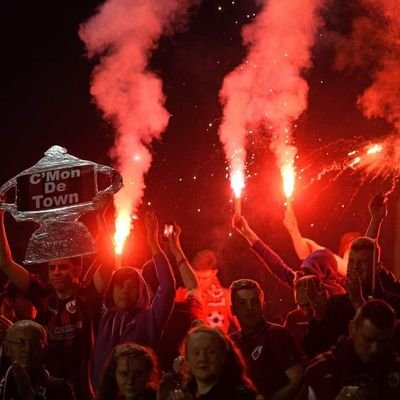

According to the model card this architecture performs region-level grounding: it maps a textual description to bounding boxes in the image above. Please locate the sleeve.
[251,240,296,288]
[26,274,49,309]
[148,251,176,333]
[185,295,204,322]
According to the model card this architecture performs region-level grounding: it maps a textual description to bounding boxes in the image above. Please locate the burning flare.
[281,161,295,199]
[218,0,324,211]
[231,169,245,198]
[113,209,131,255]
[80,0,199,257]
[231,168,245,216]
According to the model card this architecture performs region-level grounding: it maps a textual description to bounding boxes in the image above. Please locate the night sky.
[1,0,398,319]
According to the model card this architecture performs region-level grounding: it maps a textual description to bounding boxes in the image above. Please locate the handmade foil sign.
[0,145,123,264]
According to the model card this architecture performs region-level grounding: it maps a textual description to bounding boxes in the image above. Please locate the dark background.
[1,0,398,320]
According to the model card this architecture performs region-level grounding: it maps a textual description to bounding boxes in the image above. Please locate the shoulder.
[230,330,242,343]
[264,321,293,339]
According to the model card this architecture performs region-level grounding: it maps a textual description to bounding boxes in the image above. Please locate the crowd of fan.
[0,192,400,399]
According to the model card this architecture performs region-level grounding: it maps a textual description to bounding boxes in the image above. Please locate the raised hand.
[145,211,161,254]
[369,192,387,221]
[232,214,259,245]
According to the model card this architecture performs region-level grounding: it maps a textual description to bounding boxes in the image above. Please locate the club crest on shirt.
[251,345,263,360]
[66,300,76,314]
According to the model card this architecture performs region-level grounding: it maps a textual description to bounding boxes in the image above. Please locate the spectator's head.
[99,343,160,400]
[0,283,37,321]
[350,300,395,364]
[48,257,82,293]
[339,231,361,258]
[347,237,380,294]
[4,320,47,372]
[191,250,218,292]
[105,267,150,313]
[230,279,264,331]
[294,275,327,319]
[183,326,253,391]
[300,248,345,285]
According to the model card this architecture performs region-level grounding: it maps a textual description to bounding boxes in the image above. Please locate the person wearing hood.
[93,212,175,391]
[283,193,387,276]
[301,236,400,359]
[232,214,345,296]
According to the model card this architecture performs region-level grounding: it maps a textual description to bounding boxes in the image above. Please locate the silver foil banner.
[0,145,122,264]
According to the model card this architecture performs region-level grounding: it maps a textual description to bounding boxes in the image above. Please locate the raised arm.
[92,193,115,295]
[0,210,29,292]
[167,223,200,299]
[365,192,387,240]
[145,212,176,331]
[283,202,323,260]
[145,212,175,292]
[233,214,296,288]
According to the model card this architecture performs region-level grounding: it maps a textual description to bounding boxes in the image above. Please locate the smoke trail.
[336,1,400,131]
[219,0,326,199]
[80,0,198,252]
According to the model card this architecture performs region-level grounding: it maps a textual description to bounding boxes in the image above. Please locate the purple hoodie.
[93,251,175,390]
[251,240,345,295]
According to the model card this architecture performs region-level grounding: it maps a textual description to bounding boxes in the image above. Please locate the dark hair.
[230,279,264,305]
[98,343,160,400]
[191,250,218,271]
[353,299,395,332]
[338,232,361,257]
[104,267,150,312]
[350,237,381,260]
[182,326,255,392]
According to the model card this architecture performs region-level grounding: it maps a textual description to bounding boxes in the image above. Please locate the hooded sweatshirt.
[93,251,175,390]
[251,240,345,295]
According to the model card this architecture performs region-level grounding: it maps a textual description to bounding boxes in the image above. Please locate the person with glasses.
[0,319,75,400]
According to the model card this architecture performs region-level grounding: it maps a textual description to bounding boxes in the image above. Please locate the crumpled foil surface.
[0,145,123,264]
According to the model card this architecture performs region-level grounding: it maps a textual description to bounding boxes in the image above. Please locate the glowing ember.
[366,143,383,155]
[114,210,131,255]
[349,156,361,168]
[348,142,383,169]
[281,161,295,199]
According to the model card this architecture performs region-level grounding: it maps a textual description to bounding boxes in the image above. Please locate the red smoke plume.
[80,0,198,253]
[336,0,400,130]
[218,0,325,200]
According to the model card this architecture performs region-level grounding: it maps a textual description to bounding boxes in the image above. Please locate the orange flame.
[281,161,295,199]
[230,169,245,198]
[348,142,383,169]
[349,156,361,168]
[366,143,383,155]
[114,209,132,255]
